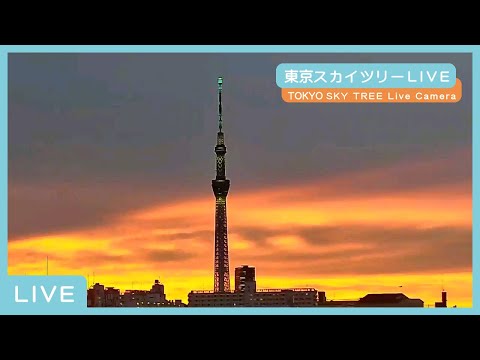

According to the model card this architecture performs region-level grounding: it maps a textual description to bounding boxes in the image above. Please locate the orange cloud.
[8,148,472,307]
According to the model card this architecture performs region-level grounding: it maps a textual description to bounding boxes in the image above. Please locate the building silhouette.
[87,279,186,307]
[355,293,424,307]
[435,290,447,307]
[318,293,424,307]
[87,283,120,307]
[121,279,167,307]
[235,265,256,293]
[188,287,320,307]
[212,76,231,293]
[189,263,323,307]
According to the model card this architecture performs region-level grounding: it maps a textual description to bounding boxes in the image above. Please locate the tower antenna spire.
[218,76,223,132]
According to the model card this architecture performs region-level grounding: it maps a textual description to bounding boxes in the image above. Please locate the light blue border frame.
[0,45,477,315]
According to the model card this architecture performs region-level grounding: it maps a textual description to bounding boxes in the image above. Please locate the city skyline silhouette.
[7,53,473,306]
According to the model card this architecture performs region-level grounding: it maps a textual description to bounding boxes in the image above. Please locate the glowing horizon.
[8,148,472,307]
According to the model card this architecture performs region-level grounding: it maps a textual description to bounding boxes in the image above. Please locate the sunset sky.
[8,53,472,307]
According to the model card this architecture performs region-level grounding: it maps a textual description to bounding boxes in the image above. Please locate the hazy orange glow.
[8,152,472,307]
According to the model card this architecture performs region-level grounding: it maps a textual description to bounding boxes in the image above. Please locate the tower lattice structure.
[212,76,231,293]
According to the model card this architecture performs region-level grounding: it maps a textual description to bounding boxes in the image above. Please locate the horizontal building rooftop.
[190,288,318,294]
